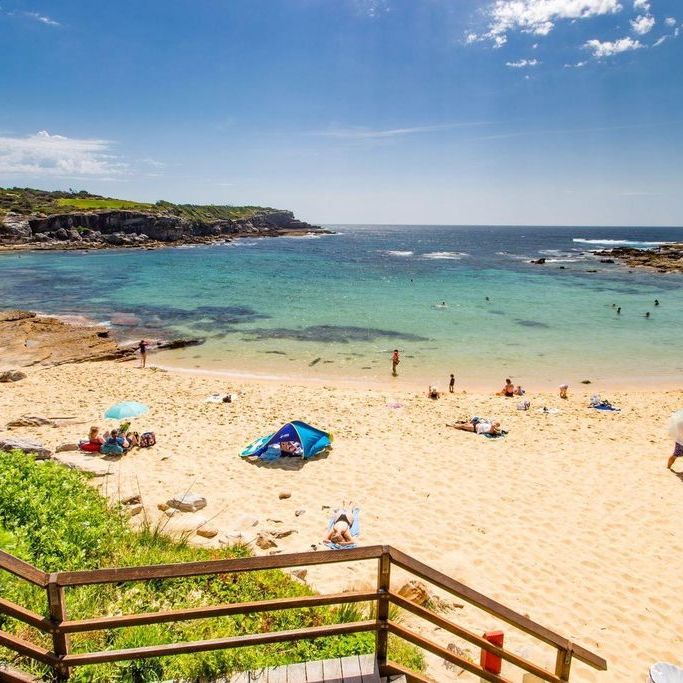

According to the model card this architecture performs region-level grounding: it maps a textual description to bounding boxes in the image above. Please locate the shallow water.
[1,224,682,387]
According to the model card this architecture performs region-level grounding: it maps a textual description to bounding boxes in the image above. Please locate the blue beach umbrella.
[104,401,149,420]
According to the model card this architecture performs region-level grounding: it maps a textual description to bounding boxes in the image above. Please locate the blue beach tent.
[241,421,332,460]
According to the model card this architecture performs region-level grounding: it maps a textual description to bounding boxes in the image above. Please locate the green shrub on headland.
[0,450,423,681]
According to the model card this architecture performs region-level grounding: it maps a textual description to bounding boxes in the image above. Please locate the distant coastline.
[0,186,328,252]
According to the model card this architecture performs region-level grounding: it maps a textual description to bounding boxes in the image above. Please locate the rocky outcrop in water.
[0,208,325,250]
[592,244,683,273]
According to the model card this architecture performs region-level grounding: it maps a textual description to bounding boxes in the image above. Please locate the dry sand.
[1,360,682,681]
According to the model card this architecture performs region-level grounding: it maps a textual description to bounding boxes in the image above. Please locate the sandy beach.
[1,359,682,681]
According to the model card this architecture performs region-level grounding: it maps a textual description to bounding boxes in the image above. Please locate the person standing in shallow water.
[391,349,400,376]
[139,339,149,368]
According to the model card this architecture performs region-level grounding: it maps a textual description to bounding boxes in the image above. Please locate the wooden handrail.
[389,591,561,683]
[387,621,512,683]
[61,620,378,666]
[0,597,54,634]
[61,590,378,633]
[0,550,48,587]
[0,631,56,667]
[54,545,384,586]
[388,546,607,672]
[0,545,607,680]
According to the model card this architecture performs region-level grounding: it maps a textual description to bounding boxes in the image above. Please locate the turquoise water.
[1,225,682,387]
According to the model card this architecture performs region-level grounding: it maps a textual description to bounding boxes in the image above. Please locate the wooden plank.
[0,630,56,666]
[389,591,561,683]
[284,661,308,682]
[62,590,378,633]
[0,665,42,682]
[322,657,343,683]
[0,550,49,587]
[555,648,573,681]
[55,546,384,587]
[339,655,363,682]
[228,671,250,683]
[358,654,380,683]
[375,549,391,671]
[267,664,288,683]
[0,597,54,633]
[305,659,324,682]
[387,621,512,683]
[63,620,377,666]
[47,575,70,681]
[384,660,432,683]
[388,547,607,672]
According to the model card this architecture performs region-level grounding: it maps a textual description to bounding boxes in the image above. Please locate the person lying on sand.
[447,418,501,435]
[324,505,356,547]
[497,379,515,397]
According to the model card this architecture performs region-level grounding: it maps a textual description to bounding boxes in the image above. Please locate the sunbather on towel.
[324,505,357,547]
[79,425,105,453]
[448,418,501,435]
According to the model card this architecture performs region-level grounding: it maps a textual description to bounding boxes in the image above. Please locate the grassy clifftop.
[0,187,278,221]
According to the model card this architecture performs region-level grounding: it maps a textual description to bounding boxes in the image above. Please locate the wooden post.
[47,574,70,681]
[555,647,573,681]
[375,547,391,674]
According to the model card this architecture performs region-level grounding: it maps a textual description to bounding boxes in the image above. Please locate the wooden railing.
[0,545,607,682]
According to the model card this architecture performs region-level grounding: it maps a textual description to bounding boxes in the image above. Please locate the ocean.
[1,224,682,388]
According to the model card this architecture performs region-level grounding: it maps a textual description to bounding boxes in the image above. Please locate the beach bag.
[139,432,156,448]
[101,441,124,455]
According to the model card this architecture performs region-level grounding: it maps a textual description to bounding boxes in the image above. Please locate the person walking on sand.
[449,373,455,393]
[391,349,400,376]
[138,339,149,368]
[559,383,569,399]
[667,441,683,471]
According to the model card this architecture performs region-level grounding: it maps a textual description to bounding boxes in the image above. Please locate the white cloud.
[564,60,588,66]
[481,0,623,44]
[311,122,491,139]
[23,11,60,26]
[652,35,668,46]
[631,14,655,34]
[664,17,676,27]
[506,58,540,67]
[633,0,650,10]
[464,32,480,44]
[0,131,126,177]
[585,36,644,56]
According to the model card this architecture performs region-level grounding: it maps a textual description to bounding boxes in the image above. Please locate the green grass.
[55,198,156,211]
[0,187,280,222]
[0,450,423,681]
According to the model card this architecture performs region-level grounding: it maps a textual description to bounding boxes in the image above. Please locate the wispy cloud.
[585,36,644,57]
[564,61,588,67]
[664,17,676,26]
[310,122,492,140]
[633,0,650,11]
[23,10,60,26]
[506,58,539,67]
[351,0,390,18]
[0,131,126,177]
[0,7,61,26]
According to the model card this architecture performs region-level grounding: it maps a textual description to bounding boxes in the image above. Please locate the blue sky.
[1,0,681,225]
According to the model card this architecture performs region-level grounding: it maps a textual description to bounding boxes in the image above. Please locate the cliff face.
[0,209,323,249]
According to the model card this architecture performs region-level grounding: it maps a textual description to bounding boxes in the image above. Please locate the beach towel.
[324,507,360,550]
[482,430,508,439]
[591,403,621,412]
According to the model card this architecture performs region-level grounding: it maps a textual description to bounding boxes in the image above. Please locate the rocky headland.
[0,188,327,251]
[0,208,325,251]
[592,243,683,273]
